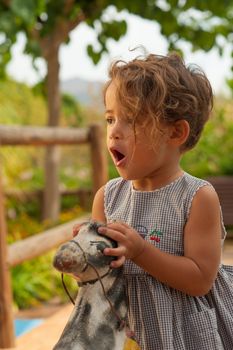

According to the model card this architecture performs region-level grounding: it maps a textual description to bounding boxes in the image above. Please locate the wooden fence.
[0,124,108,348]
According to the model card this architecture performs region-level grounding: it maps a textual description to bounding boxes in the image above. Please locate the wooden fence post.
[0,171,15,348]
[42,145,60,221]
[89,124,108,195]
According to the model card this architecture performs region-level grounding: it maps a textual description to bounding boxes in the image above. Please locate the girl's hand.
[98,221,145,268]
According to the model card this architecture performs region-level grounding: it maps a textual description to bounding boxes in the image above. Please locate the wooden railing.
[0,124,108,348]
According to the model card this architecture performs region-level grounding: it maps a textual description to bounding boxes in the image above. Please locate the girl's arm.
[98,185,222,296]
[92,186,106,223]
[92,185,126,267]
[72,186,106,237]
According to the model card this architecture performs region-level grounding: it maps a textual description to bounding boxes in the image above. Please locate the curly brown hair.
[104,52,213,151]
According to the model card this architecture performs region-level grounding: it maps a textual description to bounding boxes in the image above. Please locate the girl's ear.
[168,120,190,147]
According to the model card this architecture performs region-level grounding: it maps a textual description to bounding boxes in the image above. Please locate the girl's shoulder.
[104,177,131,212]
[179,172,214,202]
[182,172,210,187]
[105,177,130,194]
[182,172,227,238]
[180,172,212,206]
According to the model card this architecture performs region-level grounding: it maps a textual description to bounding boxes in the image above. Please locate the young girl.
[75,53,233,349]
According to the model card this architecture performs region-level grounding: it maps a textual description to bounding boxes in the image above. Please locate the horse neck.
[77,266,125,305]
[53,268,127,350]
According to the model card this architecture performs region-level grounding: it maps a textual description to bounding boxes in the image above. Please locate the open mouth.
[111,149,125,164]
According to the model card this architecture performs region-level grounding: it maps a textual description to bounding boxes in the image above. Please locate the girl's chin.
[116,169,134,181]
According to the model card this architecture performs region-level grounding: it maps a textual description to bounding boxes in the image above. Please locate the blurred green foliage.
[12,252,78,310]
[9,208,83,310]
[0,80,88,309]
[7,202,84,309]
[61,93,83,127]
[0,79,90,190]
[181,101,233,176]
[0,79,47,125]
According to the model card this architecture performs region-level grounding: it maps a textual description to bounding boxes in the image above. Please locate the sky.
[6,11,232,96]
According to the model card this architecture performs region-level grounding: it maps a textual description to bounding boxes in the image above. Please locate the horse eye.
[90,241,109,253]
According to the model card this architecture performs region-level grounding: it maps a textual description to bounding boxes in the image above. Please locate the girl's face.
[105,81,177,189]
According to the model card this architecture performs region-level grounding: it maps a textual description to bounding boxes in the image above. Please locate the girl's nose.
[109,123,122,140]
[109,131,120,140]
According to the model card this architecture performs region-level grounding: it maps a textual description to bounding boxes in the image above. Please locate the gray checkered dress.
[104,172,233,350]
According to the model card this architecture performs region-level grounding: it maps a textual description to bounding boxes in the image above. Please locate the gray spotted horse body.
[53,221,127,350]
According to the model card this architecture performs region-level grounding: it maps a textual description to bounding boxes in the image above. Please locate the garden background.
[0,1,233,347]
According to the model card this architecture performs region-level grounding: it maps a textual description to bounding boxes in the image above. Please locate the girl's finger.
[104,246,126,256]
[98,226,126,242]
[108,221,130,230]
[111,255,126,268]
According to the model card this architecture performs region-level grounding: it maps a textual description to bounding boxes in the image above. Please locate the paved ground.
[1,239,233,350]
[1,304,73,350]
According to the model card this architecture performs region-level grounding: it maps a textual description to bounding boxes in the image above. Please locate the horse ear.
[88,220,105,232]
[97,232,118,249]
[89,220,118,249]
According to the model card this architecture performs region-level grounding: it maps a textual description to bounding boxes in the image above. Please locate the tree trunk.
[43,46,61,221]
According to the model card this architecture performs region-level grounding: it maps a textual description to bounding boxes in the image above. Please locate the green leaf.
[24,39,41,58]
[101,19,127,41]
[87,44,102,64]
[11,0,38,25]
[0,39,11,54]
[227,78,233,92]
[86,18,128,64]
[0,13,18,36]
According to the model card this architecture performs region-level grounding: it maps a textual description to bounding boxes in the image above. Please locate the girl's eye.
[106,117,114,125]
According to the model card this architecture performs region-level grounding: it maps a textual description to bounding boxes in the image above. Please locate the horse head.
[53,221,117,284]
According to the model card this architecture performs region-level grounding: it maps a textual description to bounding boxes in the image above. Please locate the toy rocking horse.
[53,221,139,350]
